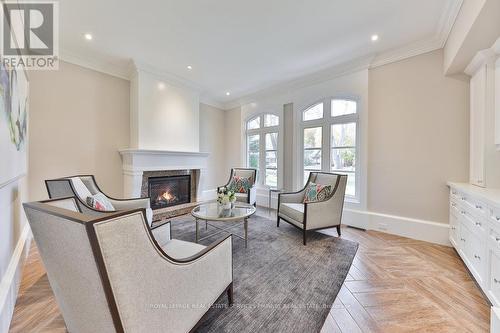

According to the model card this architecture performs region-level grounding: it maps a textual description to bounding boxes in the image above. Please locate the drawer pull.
[451,203,457,207]
[495,278,500,284]
[461,197,466,201]
[461,238,466,242]
[460,211,466,215]
[495,237,500,242]
[475,222,482,227]
[451,227,456,230]
[452,191,457,195]
[474,255,481,260]
[476,205,482,209]
[496,217,500,221]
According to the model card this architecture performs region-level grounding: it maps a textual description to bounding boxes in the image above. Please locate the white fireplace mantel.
[119,148,210,198]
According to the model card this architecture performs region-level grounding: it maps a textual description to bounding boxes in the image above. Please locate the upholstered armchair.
[45,175,153,226]
[23,197,233,333]
[277,172,347,245]
[218,168,257,206]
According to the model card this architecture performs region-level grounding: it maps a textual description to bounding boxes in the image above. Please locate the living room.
[1,0,500,332]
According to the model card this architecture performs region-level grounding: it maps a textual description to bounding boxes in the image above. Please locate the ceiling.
[59,0,462,106]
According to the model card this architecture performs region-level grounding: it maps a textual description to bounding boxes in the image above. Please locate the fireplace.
[148,175,191,210]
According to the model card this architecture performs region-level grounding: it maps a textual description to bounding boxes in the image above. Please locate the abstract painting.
[0,62,28,185]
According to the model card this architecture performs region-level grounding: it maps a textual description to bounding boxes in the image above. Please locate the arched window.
[301,98,359,199]
[246,113,280,187]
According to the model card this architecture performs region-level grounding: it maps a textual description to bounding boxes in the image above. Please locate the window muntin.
[264,114,279,127]
[303,126,322,184]
[265,132,278,187]
[247,116,261,130]
[303,103,324,121]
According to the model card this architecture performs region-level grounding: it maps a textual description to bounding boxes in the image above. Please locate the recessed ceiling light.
[226,92,231,96]
[84,33,93,41]
[158,82,166,90]
[187,65,192,70]
[371,34,379,42]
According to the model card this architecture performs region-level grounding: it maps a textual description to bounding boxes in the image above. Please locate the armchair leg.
[227,283,234,306]
[303,229,307,246]
[277,216,280,227]
[336,225,341,237]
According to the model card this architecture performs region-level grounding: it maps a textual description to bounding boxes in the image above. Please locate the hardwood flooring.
[9,210,491,332]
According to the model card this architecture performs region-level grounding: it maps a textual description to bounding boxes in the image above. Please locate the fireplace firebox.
[148,175,191,210]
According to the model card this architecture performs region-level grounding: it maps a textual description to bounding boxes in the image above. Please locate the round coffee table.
[191,203,256,248]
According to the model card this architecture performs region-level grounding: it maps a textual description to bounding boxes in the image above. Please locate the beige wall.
[224,107,243,171]
[368,49,469,223]
[199,103,227,190]
[28,61,130,201]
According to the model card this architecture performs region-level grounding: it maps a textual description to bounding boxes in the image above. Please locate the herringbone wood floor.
[9,210,491,332]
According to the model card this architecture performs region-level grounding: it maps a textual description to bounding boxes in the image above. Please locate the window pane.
[247,116,261,130]
[266,132,278,150]
[248,152,259,169]
[265,169,278,187]
[303,103,323,121]
[304,127,322,148]
[331,148,356,172]
[266,151,277,168]
[247,134,259,152]
[331,123,356,147]
[264,114,279,127]
[304,149,322,170]
[337,172,356,197]
[332,100,356,117]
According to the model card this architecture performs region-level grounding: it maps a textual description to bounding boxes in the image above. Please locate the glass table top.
[191,202,256,221]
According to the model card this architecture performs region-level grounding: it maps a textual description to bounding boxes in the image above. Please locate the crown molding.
[59,48,131,80]
[436,0,464,47]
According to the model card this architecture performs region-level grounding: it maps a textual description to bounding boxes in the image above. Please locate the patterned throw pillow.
[303,182,333,203]
[86,192,115,211]
[228,176,252,194]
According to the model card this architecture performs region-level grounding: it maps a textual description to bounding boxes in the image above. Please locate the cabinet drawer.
[459,208,487,236]
[449,211,460,247]
[466,197,488,219]
[467,230,486,284]
[490,252,500,305]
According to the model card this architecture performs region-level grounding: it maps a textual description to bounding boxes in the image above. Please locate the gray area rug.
[170,212,358,333]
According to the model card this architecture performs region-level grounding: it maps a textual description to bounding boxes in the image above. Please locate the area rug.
[170,212,358,333]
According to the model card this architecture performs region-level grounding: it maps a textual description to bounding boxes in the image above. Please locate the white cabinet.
[470,65,487,187]
[448,183,500,312]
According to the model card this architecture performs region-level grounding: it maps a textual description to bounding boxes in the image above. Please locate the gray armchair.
[218,168,257,206]
[277,172,347,245]
[45,175,153,226]
[23,197,233,333]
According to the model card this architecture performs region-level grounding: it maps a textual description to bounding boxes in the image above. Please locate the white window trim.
[299,97,362,204]
[245,113,282,189]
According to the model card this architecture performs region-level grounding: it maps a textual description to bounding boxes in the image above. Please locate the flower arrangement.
[217,186,236,209]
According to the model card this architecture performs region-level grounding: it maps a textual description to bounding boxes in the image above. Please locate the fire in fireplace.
[148,175,191,210]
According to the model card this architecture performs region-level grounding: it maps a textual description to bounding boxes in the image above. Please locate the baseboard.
[0,224,31,333]
[343,208,451,246]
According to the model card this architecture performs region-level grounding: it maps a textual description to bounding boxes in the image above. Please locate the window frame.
[300,98,360,202]
[245,113,281,188]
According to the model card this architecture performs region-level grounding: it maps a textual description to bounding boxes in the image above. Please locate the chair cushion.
[86,192,115,211]
[145,208,153,226]
[69,177,93,200]
[280,203,305,223]
[303,182,333,203]
[234,193,248,203]
[161,239,206,260]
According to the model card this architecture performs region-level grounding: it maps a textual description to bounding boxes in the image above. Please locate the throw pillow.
[228,176,252,194]
[86,192,115,211]
[303,182,333,203]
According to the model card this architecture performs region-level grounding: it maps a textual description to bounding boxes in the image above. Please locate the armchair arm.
[278,190,306,204]
[248,186,257,205]
[107,197,150,211]
[305,194,344,230]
